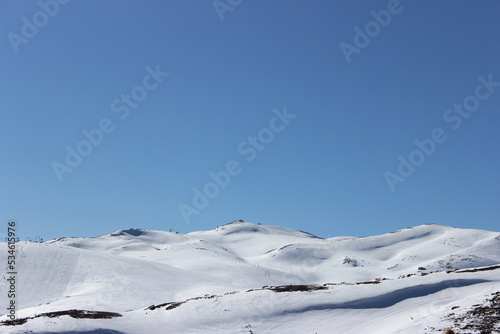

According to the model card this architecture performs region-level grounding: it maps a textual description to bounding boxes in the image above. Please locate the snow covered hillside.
[1,221,499,333]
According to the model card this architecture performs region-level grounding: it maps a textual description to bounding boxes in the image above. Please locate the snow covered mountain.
[1,221,499,333]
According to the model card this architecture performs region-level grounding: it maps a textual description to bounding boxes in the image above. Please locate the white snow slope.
[0,222,499,333]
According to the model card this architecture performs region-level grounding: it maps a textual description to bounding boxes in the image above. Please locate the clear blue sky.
[1,0,499,241]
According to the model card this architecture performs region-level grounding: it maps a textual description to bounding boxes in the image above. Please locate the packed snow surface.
[0,222,499,333]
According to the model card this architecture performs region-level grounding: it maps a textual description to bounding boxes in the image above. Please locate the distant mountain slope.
[0,222,499,333]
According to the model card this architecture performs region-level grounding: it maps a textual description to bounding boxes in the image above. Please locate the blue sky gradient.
[1,0,499,240]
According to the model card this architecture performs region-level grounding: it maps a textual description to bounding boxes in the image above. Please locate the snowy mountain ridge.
[1,222,499,333]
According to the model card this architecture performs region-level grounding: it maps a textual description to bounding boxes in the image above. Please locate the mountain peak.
[109,228,151,237]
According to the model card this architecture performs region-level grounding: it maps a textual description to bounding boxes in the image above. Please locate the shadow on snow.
[284,279,490,313]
